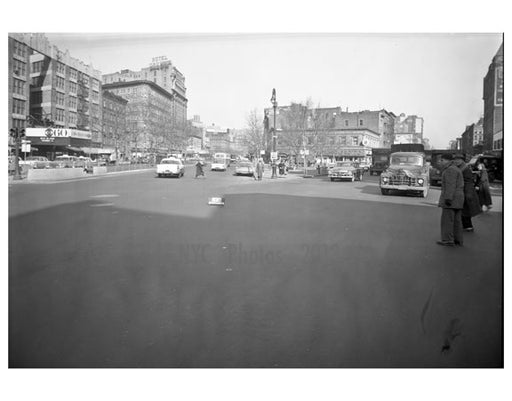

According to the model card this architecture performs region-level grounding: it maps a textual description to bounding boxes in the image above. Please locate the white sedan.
[156,158,185,178]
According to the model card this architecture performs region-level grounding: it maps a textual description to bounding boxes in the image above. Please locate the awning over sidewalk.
[80,147,115,155]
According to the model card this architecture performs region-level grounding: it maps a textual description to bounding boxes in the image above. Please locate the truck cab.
[380,151,430,197]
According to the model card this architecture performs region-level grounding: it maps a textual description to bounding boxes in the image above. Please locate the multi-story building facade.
[394,113,424,144]
[102,80,177,155]
[102,90,128,160]
[103,56,187,131]
[8,36,31,138]
[483,42,503,152]
[263,105,395,163]
[9,33,103,158]
[205,125,231,154]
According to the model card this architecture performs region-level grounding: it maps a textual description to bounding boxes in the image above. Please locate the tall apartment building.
[8,33,104,158]
[102,80,177,154]
[483,42,503,151]
[103,56,187,130]
[8,36,31,136]
[102,90,128,160]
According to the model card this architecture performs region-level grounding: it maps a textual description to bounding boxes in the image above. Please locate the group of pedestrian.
[437,153,493,247]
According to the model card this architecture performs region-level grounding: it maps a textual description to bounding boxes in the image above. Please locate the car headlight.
[417,178,424,185]
[381,177,389,183]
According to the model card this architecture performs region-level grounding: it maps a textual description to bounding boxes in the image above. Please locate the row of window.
[12,78,25,95]
[12,59,26,76]
[12,99,26,115]
[12,40,27,58]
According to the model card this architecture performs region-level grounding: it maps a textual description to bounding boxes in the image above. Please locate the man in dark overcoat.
[453,154,481,232]
[437,153,465,246]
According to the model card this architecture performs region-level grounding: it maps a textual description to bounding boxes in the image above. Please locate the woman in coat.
[437,153,465,246]
[476,162,493,211]
[453,154,481,232]
[256,159,264,181]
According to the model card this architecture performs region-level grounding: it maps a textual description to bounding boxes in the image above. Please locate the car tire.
[330,177,334,181]
[381,189,389,195]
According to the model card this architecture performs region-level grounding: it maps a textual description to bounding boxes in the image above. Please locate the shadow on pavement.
[9,193,503,368]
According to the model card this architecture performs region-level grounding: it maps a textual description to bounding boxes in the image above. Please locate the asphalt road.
[8,166,503,367]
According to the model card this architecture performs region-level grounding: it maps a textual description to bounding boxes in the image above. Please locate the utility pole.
[9,127,26,180]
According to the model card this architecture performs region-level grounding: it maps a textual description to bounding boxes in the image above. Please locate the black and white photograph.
[3,1,509,400]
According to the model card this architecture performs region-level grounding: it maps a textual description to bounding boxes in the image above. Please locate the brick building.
[102,90,128,160]
[9,33,103,158]
[102,80,177,155]
[483,42,503,151]
[103,56,187,131]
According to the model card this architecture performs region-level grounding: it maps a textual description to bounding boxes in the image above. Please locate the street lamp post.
[270,88,278,178]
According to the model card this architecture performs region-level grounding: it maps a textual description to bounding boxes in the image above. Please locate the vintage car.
[19,156,50,169]
[54,155,79,168]
[328,161,364,182]
[76,156,95,173]
[380,152,429,197]
[234,161,255,176]
[156,157,185,178]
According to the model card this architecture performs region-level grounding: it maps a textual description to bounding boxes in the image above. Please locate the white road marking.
[89,194,120,198]
[90,203,115,207]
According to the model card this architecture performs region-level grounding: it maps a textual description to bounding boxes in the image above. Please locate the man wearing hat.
[437,153,465,246]
[453,153,481,232]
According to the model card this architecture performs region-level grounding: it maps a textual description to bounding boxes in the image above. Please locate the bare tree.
[279,99,314,158]
[244,108,265,157]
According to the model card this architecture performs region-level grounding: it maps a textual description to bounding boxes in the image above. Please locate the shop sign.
[26,127,92,140]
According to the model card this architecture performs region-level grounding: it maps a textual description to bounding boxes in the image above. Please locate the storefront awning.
[81,147,114,155]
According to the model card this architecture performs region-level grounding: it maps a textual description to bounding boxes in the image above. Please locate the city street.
[9,166,503,367]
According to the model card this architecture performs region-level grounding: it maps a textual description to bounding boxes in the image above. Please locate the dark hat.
[454,153,465,160]
[441,153,454,160]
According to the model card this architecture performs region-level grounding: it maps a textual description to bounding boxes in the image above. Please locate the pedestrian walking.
[256,158,264,181]
[475,162,493,212]
[437,153,465,247]
[278,159,285,175]
[195,159,205,178]
[271,159,277,178]
[453,154,481,232]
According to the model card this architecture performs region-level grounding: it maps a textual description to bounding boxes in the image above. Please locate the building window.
[13,78,25,95]
[31,91,42,104]
[12,118,26,129]
[359,119,363,126]
[12,98,26,114]
[13,59,26,76]
[345,120,349,126]
[57,62,66,74]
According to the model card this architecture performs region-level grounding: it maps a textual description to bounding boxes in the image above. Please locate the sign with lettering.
[26,127,92,140]
[208,197,225,206]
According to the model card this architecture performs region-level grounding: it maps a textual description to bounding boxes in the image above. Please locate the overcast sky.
[44,33,501,149]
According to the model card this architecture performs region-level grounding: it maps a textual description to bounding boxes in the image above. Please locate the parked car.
[156,157,185,178]
[234,162,255,176]
[54,155,79,168]
[328,161,364,182]
[19,156,50,169]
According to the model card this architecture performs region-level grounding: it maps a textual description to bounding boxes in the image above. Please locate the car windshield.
[213,158,225,164]
[161,159,180,165]
[390,155,423,166]
[56,156,73,160]
[238,162,251,167]
[336,162,353,168]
